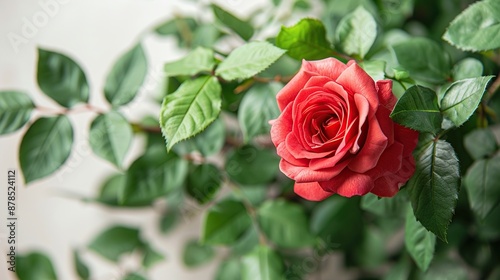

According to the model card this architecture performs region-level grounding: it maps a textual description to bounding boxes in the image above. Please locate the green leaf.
[390,85,442,133]
[407,135,460,242]
[182,239,215,267]
[238,83,281,142]
[405,206,436,271]
[441,76,494,127]
[104,44,147,106]
[186,163,222,204]
[392,38,450,84]
[16,251,58,280]
[20,116,73,183]
[257,199,314,248]
[464,155,500,220]
[464,128,498,160]
[160,76,222,151]
[215,259,242,280]
[89,111,133,168]
[443,0,500,52]
[73,250,90,280]
[212,4,254,41]
[421,259,468,280]
[452,58,483,80]
[122,147,188,204]
[310,196,363,249]
[225,145,280,185]
[123,273,147,280]
[192,24,221,48]
[215,42,286,81]
[231,227,259,256]
[37,48,89,108]
[384,254,412,280]
[142,244,165,269]
[359,60,386,81]
[201,199,252,245]
[276,18,334,60]
[172,117,225,157]
[96,174,150,207]
[360,191,407,217]
[154,17,197,37]
[88,225,142,262]
[164,47,215,77]
[335,6,377,58]
[0,90,34,135]
[159,208,180,234]
[241,246,284,280]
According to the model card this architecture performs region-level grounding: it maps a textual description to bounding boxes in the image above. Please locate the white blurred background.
[0,0,270,279]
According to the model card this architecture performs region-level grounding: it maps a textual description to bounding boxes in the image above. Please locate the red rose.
[270,58,418,201]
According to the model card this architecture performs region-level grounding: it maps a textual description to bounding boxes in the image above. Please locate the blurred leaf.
[464,155,500,220]
[420,258,468,280]
[392,38,450,84]
[335,6,377,58]
[89,111,132,168]
[231,226,259,256]
[172,117,225,156]
[16,252,57,280]
[383,254,412,280]
[359,60,386,81]
[360,191,407,217]
[104,44,147,106]
[164,47,215,77]
[212,4,254,41]
[390,85,442,133]
[241,246,284,280]
[154,17,197,37]
[441,76,494,127]
[452,58,483,80]
[407,134,460,242]
[463,128,497,160]
[477,203,500,240]
[257,200,314,248]
[276,18,334,60]
[142,243,165,269]
[159,208,180,234]
[20,116,73,183]
[405,206,436,271]
[238,83,281,142]
[258,55,301,78]
[192,24,221,48]
[182,239,215,267]
[310,196,363,249]
[355,226,385,268]
[37,48,89,108]
[215,259,242,280]
[0,90,33,135]
[186,163,222,204]
[96,174,150,207]
[201,199,252,245]
[122,273,147,280]
[225,145,280,185]
[215,42,286,81]
[73,250,90,280]
[160,76,221,151]
[443,0,500,52]
[236,185,267,206]
[88,225,141,262]
[122,147,188,204]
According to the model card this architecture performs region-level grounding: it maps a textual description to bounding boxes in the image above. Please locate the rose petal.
[348,117,388,173]
[307,58,347,80]
[370,154,415,197]
[319,170,374,197]
[271,104,293,147]
[375,105,395,145]
[394,124,419,157]
[366,142,404,178]
[280,159,346,182]
[351,93,370,153]
[376,80,397,109]
[336,63,379,115]
[276,142,308,167]
[294,182,333,201]
[285,133,333,159]
[276,66,313,111]
[304,76,332,88]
